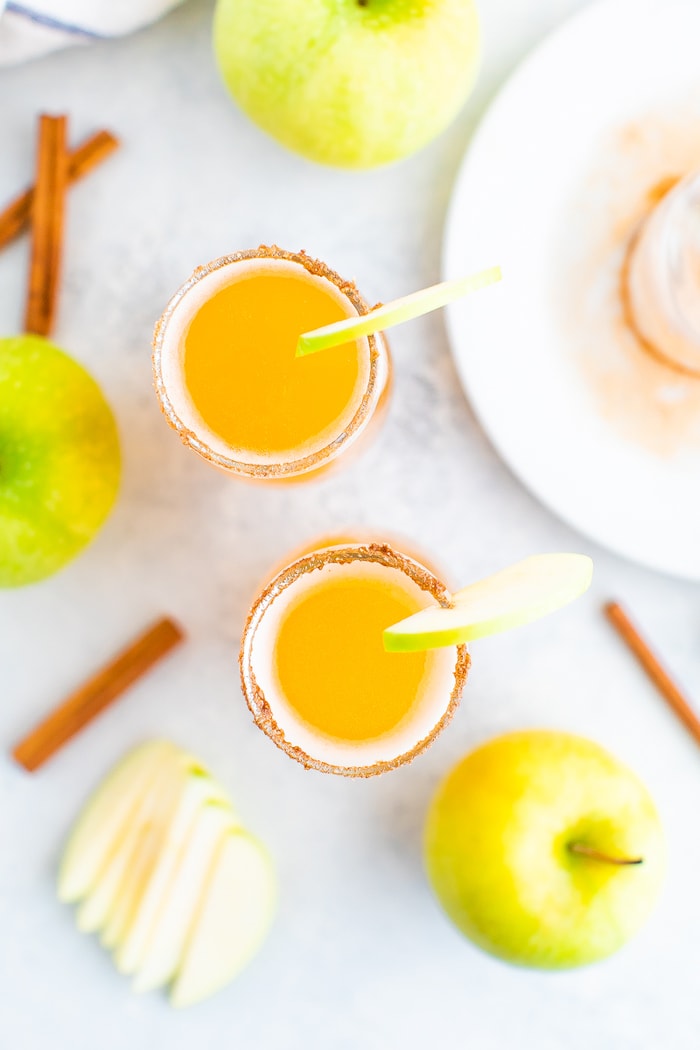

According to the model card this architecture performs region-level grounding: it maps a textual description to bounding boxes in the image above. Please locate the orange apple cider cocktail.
[153,247,391,480]
[240,540,470,778]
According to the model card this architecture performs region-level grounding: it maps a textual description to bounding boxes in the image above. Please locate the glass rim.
[152,245,389,479]
[239,541,471,778]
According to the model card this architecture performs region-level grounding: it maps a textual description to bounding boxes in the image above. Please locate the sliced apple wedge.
[58,741,178,904]
[99,756,199,950]
[76,750,196,936]
[170,829,277,1009]
[384,554,593,652]
[59,741,275,1008]
[132,802,239,994]
[113,772,234,976]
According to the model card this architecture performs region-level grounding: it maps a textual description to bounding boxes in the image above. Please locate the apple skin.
[425,731,665,969]
[0,335,120,587]
[213,0,480,169]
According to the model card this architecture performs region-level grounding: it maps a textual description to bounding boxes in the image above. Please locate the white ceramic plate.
[444,0,700,580]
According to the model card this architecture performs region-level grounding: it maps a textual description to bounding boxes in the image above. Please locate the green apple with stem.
[213,0,481,169]
[0,335,120,588]
[425,731,665,968]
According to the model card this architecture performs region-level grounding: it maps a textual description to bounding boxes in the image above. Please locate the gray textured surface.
[1,1,700,1046]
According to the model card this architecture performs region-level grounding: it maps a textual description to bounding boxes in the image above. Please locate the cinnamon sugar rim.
[152,245,389,479]
[239,543,470,778]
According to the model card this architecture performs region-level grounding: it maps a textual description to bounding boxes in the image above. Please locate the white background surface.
[1,1,700,1047]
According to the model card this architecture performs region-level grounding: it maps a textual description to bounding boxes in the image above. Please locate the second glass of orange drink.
[240,537,470,777]
[240,539,593,778]
[153,245,391,481]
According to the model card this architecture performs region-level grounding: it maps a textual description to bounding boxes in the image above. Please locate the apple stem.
[568,843,643,866]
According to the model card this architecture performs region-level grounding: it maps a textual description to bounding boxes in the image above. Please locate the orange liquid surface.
[273,572,429,743]
[183,270,361,456]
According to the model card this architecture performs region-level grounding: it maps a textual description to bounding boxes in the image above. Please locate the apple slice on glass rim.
[296,266,502,357]
[384,554,593,653]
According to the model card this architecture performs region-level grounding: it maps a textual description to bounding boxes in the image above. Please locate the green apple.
[425,731,665,969]
[213,0,480,169]
[384,553,593,652]
[0,335,120,588]
[170,829,277,1009]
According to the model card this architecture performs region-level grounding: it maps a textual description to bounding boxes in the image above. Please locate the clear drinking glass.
[239,537,469,778]
[152,247,392,482]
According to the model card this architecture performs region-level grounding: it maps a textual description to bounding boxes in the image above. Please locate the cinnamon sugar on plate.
[554,102,700,458]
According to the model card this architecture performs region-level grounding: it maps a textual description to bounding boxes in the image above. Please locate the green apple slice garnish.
[384,554,593,652]
[296,266,501,357]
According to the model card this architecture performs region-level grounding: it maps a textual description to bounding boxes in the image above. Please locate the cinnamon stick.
[0,129,118,251]
[24,114,69,337]
[605,601,700,748]
[13,618,185,772]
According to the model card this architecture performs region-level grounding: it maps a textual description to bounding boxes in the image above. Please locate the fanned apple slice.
[132,802,238,994]
[76,750,195,936]
[170,829,276,1009]
[58,741,178,903]
[99,755,200,950]
[384,554,593,652]
[113,772,234,976]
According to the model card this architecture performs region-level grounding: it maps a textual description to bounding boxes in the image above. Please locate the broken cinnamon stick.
[13,617,185,772]
[24,113,69,337]
[605,601,700,748]
[0,129,118,251]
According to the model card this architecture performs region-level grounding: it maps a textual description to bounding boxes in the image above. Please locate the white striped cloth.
[0,0,187,66]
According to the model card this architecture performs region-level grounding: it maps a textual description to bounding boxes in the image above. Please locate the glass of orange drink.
[152,245,391,481]
[239,537,470,777]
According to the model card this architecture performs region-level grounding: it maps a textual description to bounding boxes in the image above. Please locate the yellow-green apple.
[0,335,120,588]
[213,0,480,169]
[425,730,665,968]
